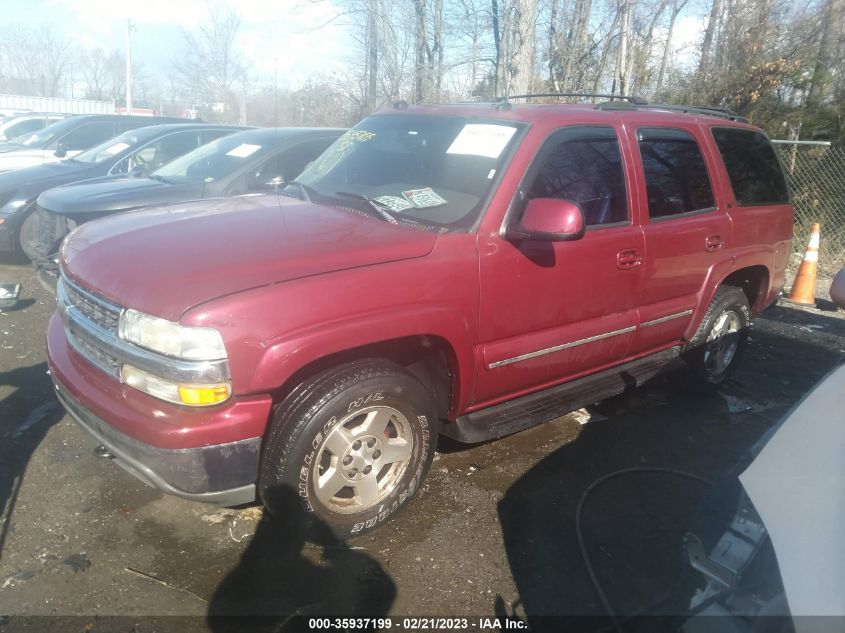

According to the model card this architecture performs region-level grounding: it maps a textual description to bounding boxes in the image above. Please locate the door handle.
[705,235,724,252]
[617,249,642,269]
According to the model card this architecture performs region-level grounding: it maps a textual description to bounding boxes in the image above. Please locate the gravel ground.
[1,258,843,633]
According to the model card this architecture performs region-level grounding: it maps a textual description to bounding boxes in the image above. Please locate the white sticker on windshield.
[373,195,413,212]
[225,143,262,158]
[103,142,130,155]
[403,187,447,208]
[446,124,517,158]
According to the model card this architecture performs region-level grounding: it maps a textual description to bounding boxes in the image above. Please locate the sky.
[5,0,707,96]
[6,0,352,91]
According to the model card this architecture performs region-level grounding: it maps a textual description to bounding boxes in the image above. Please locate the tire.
[678,286,751,390]
[259,359,438,538]
[19,206,72,268]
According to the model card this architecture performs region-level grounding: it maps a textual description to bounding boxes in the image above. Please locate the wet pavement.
[1,257,843,631]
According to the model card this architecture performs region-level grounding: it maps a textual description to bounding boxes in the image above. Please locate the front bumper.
[47,313,274,506]
[53,377,259,506]
[0,219,15,252]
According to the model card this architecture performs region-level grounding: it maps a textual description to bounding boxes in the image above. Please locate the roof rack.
[498,92,648,106]
[595,100,748,122]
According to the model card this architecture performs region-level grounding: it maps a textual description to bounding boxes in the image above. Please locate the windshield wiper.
[334,191,398,224]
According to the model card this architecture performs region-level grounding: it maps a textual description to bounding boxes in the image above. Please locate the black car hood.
[0,160,93,193]
[38,177,203,217]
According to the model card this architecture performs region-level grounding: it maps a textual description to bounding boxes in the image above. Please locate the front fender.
[249,304,476,416]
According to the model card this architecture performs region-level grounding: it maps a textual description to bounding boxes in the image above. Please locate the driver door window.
[527,126,629,226]
[58,122,115,151]
[130,131,204,174]
[247,140,334,192]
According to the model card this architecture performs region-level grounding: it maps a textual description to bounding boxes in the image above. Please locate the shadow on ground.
[207,486,395,632]
[496,316,843,633]
[0,363,61,565]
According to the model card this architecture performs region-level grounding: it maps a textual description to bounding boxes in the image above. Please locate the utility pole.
[274,57,278,125]
[126,19,133,114]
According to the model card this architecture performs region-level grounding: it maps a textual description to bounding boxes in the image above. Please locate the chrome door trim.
[488,326,636,369]
[639,309,694,328]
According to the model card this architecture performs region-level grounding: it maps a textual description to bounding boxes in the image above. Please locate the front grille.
[58,274,124,378]
[61,276,122,332]
[66,320,121,378]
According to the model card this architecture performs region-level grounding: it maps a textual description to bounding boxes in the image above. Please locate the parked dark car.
[0,123,242,255]
[0,113,201,172]
[24,127,344,268]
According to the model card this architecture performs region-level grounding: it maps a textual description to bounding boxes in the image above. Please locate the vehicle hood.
[0,143,37,154]
[61,194,439,321]
[38,177,201,217]
[739,363,845,623]
[0,160,89,193]
[0,148,53,170]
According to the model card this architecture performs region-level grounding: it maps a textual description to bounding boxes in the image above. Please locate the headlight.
[6,199,31,210]
[121,364,231,406]
[118,309,227,360]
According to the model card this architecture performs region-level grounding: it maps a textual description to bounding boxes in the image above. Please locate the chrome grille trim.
[57,276,230,384]
[61,275,122,332]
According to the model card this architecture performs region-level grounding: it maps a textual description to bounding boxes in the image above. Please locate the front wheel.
[679,286,750,390]
[259,359,437,538]
[19,206,73,268]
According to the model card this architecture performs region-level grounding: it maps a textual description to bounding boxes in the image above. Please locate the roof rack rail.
[595,101,748,123]
[498,92,648,106]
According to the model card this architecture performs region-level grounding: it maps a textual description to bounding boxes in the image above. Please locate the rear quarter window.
[711,128,790,206]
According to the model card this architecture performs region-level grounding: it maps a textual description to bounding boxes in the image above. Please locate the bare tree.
[495,0,537,95]
[807,0,845,106]
[172,7,247,117]
[0,25,76,97]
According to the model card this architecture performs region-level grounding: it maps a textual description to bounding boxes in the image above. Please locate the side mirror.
[54,143,68,158]
[506,198,586,242]
[267,175,286,190]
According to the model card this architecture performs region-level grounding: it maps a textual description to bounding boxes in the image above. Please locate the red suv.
[47,98,793,536]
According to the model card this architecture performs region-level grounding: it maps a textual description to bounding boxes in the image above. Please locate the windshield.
[296,114,523,229]
[8,127,56,147]
[153,132,269,183]
[72,130,142,164]
[5,116,79,148]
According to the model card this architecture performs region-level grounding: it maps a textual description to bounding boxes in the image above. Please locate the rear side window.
[711,128,789,205]
[638,127,715,218]
[528,126,628,226]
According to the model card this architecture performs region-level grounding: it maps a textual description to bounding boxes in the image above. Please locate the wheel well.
[721,265,769,311]
[271,335,456,422]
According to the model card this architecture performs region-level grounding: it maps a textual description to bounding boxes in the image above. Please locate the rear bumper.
[53,377,259,506]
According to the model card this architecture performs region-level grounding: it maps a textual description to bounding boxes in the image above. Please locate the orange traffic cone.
[783,223,820,307]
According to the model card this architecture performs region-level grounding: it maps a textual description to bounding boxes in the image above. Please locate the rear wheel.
[678,286,750,390]
[259,359,437,538]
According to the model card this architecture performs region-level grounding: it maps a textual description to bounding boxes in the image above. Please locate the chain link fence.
[774,141,845,273]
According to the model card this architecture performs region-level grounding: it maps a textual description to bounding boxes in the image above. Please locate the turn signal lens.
[178,384,231,406]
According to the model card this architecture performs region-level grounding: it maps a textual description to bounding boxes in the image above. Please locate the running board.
[442,347,681,443]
